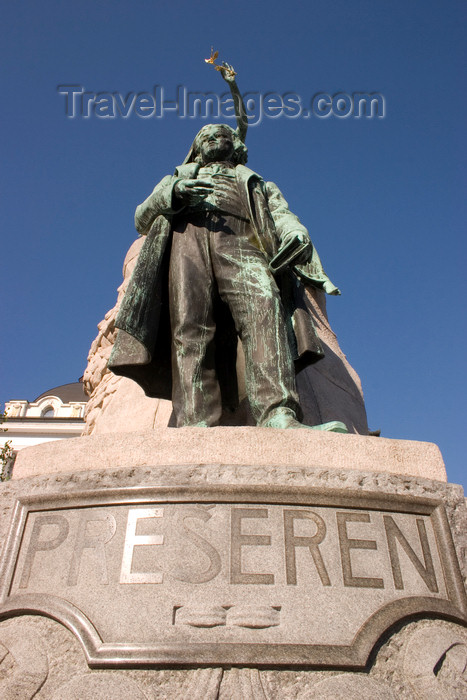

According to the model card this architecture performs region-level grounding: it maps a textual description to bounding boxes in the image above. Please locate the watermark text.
[58,85,385,124]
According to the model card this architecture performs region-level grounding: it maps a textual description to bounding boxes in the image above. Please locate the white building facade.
[3,381,89,451]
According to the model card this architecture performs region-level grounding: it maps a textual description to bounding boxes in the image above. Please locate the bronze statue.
[109,58,347,431]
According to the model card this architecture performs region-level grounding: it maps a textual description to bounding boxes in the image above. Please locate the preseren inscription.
[0,486,465,667]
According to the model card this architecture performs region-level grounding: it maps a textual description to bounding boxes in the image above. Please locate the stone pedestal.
[1,429,466,698]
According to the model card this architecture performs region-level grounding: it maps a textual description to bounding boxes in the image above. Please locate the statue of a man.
[109,65,346,432]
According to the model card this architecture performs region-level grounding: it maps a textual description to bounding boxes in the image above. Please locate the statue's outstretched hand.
[174,179,214,206]
[218,61,237,84]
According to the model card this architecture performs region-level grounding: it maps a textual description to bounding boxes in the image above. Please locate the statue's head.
[184,124,248,165]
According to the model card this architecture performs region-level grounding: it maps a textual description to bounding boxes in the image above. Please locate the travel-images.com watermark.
[57,85,385,124]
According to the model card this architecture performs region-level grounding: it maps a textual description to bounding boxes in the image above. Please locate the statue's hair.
[191,124,248,165]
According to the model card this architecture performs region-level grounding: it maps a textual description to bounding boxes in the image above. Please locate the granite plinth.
[2,433,465,698]
[12,426,446,482]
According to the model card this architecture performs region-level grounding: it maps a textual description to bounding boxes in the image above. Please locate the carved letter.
[19,514,69,588]
[120,508,164,584]
[283,509,331,585]
[230,508,274,584]
[172,505,222,584]
[383,516,438,592]
[67,512,117,586]
[337,512,384,588]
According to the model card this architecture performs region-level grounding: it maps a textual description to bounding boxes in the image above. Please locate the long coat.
[108,163,339,408]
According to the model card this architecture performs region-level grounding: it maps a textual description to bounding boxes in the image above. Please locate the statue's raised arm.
[205,51,248,142]
[218,62,248,142]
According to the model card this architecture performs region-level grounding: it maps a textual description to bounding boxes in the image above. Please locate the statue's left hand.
[281,231,313,265]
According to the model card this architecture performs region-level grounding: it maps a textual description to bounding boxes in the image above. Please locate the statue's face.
[196,126,234,164]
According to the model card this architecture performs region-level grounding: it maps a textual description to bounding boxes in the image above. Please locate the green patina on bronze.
[109,60,345,432]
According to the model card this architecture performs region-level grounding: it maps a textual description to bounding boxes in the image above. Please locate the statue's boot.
[261,409,348,433]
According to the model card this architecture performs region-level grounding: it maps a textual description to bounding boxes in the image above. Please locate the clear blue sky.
[1,1,465,488]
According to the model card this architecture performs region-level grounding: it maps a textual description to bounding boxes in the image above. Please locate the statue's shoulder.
[174,163,199,178]
[264,181,291,203]
[235,164,261,179]
[235,164,264,184]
